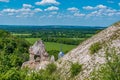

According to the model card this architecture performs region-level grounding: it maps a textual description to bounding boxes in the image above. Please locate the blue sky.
[0,0,120,26]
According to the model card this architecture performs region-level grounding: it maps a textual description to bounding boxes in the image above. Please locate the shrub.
[46,63,57,74]
[90,49,120,80]
[48,50,59,61]
[70,63,82,77]
[89,42,102,54]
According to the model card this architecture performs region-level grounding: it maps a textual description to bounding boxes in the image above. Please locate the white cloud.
[35,0,60,5]
[34,8,42,12]
[74,12,85,17]
[83,6,94,10]
[67,7,85,17]
[1,6,43,17]
[2,8,18,13]
[86,8,120,17]
[87,11,100,17]
[118,3,120,6]
[106,9,116,13]
[2,8,33,17]
[44,6,59,11]
[96,5,107,9]
[23,4,33,8]
[83,4,107,10]
[0,0,9,2]
[67,7,79,11]
[18,8,31,12]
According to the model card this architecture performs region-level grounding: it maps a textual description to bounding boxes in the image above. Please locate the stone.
[22,40,49,70]
[50,55,55,62]
[29,40,49,62]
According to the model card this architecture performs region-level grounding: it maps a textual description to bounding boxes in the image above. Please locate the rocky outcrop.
[22,40,50,70]
[56,21,120,80]
[29,40,49,62]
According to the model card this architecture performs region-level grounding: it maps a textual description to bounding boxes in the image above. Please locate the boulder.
[22,40,49,70]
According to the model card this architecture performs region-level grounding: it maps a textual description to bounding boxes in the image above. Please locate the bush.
[46,63,57,74]
[89,42,102,54]
[48,50,59,61]
[70,63,82,77]
[90,49,120,80]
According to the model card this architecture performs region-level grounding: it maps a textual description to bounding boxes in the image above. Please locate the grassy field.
[45,42,76,52]
[25,38,76,53]
[12,33,31,36]
[25,38,41,44]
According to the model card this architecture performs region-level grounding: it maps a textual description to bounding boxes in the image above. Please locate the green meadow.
[12,33,31,36]
[25,38,76,53]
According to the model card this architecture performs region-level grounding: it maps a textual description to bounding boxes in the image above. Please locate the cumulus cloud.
[1,5,43,17]
[35,0,60,5]
[44,6,59,11]
[67,7,85,17]
[74,12,85,17]
[0,0,9,2]
[2,8,18,13]
[20,8,31,12]
[83,4,107,10]
[23,4,33,8]
[2,8,33,17]
[96,5,107,9]
[86,8,120,17]
[34,8,43,12]
[67,7,79,11]
[83,6,94,10]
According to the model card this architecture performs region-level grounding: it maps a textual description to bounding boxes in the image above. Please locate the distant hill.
[56,21,120,80]
[0,25,105,30]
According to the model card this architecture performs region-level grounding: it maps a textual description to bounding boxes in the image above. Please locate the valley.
[0,23,120,80]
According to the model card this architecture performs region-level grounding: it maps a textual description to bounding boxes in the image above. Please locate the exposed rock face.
[22,40,50,70]
[50,55,55,62]
[29,40,49,62]
[56,21,120,80]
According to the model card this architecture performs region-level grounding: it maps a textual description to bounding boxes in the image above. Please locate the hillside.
[0,21,120,80]
[0,30,30,80]
[56,21,120,80]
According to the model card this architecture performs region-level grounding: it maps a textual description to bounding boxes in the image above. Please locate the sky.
[0,0,120,26]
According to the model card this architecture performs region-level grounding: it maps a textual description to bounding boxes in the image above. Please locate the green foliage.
[70,63,82,77]
[0,27,104,80]
[1,68,20,80]
[25,70,60,80]
[25,38,41,44]
[48,50,59,61]
[42,37,82,45]
[90,49,120,80]
[45,42,75,53]
[11,27,99,39]
[0,30,10,38]
[0,30,30,79]
[89,42,102,54]
[46,63,57,74]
